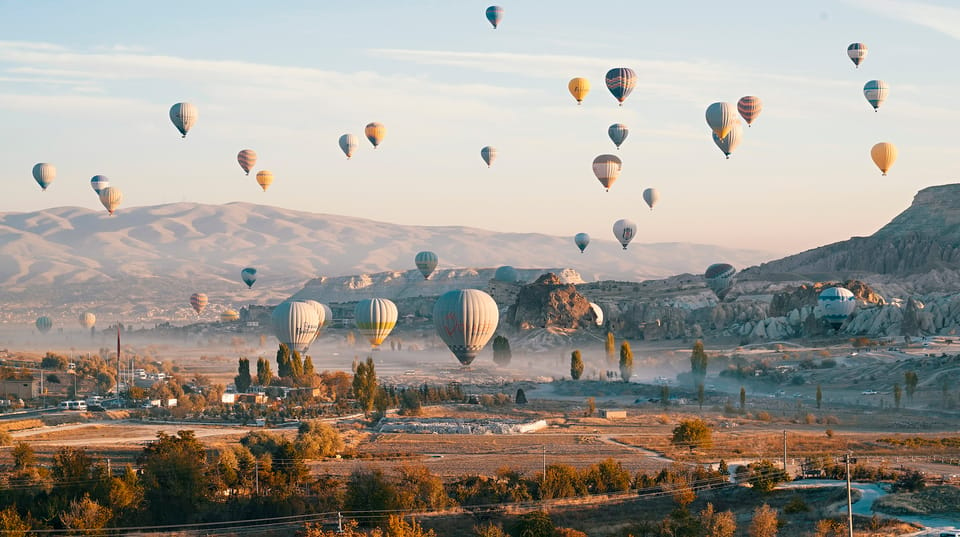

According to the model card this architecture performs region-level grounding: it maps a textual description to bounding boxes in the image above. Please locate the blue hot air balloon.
[494,266,518,283]
[608,124,629,149]
[574,233,590,253]
[704,263,736,300]
[485,5,503,28]
[817,287,857,328]
[90,175,110,195]
[415,251,438,280]
[863,80,888,111]
[604,68,637,106]
[241,267,257,288]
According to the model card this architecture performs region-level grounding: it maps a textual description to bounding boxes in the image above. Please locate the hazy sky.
[1,0,958,257]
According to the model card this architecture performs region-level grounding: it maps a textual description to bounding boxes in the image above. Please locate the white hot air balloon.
[32,163,56,191]
[169,102,198,138]
[712,121,743,159]
[271,301,321,353]
[588,302,604,327]
[433,289,499,366]
[99,187,122,215]
[642,188,660,210]
[705,102,737,139]
[612,219,637,250]
[319,303,334,328]
[339,134,358,159]
[817,287,857,328]
[301,299,327,339]
[354,298,398,348]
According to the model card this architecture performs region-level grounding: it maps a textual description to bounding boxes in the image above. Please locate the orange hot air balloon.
[364,122,386,148]
[568,77,590,105]
[256,170,274,191]
[870,142,898,176]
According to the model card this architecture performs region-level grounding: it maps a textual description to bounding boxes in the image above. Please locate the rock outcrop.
[506,273,597,330]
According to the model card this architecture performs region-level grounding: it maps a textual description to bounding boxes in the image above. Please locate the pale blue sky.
[1,0,958,256]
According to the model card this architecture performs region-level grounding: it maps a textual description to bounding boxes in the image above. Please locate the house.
[600,409,628,420]
[0,377,39,399]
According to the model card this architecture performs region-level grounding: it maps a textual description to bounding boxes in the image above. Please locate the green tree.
[137,430,212,524]
[295,420,344,458]
[352,357,378,413]
[234,357,252,393]
[570,350,584,380]
[302,355,316,377]
[290,350,304,378]
[619,341,633,382]
[893,383,902,409]
[492,335,512,366]
[904,371,918,400]
[816,384,822,409]
[276,344,291,378]
[474,522,508,537]
[739,386,746,413]
[582,458,631,493]
[743,460,789,493]
[256,357,272,387]
[41,352,70,370]
[671,418,713,452]
[697,383,705,411]
[748,504,779,537]
[513,511,555,537]
[515,388,527,404]
[605,332,616,364]
[344,468,397,519]
[690,340,709,386]
[661,384,670,407]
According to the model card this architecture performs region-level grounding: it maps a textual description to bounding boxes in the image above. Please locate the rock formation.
[506,273,597,330]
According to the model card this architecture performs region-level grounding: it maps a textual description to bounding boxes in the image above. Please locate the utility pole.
[782,430,787,472]
[843,453,856,537]
[542,445,546,477]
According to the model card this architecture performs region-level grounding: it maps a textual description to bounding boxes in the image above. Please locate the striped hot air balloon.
[817,287,857,328]
[704,263,736,300]
[613,219,637,250]
[592,154,622,191]
[189,293,208,315]
[32,163,55,191]
[256,170,274,191]
[98,187,122,215]
[79,312,96,330]
[415,251,439,280]
[433,289,499,366]
[608,123,629,149]
[35,316,53,334]
[847,43,868,68]
[237,149,257,175]
[568,77,590,105]
[364,122,386,148]
[485,5,503,28]
[605,68,637,106]
[339,134,358,159]
[863,80,888,111]
[169,102,198,138]
[354,298,398,348]
[574,233,590,253]
[220,310,240,322]
[712,121,743,159]
[480,146,497,168]
[300,300,327,339]
[272,300,320,352]
[90,175,110,194]
[706,102,737,139]
[737,96,763,126]
[871,142,898,175]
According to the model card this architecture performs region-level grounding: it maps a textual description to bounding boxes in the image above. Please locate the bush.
[756,411,772,421]
[820,358,837,368]
[784,496,810,513]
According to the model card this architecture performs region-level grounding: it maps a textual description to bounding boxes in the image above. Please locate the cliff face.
[747,184,960,277]
[507,273,597,330]
[769,280,884,317]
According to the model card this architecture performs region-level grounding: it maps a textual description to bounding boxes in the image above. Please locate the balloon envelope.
[604,68,637,105]
[863,80,888,110]
[706,102,737,139]
[494,266,518,283]
[593,154,622,191]
[79,312,96,329]
[98,187,122,215]
[220,310,240,322]
[847,43,868,67]
[737,96,762,126]
[485,5,503,28]
[607,123,629,149]
[32,163,55,191]
[272,301,320,352]
[364,122,386,148]
[169,102,198,138]
[574,232,590,253]
[712,121,743,159]
[612,219,637,250]
[415,251,439,279]
[481,146,497,167]
[433,289,499,366]
[871,142,897,175]
[568,77,590,104]
[300,299,327,338]
[256,170,274,191]
[90,175,110,194]
[237,150,257,175]
[588,302,604,327]
[642,188,660,210]
[339,134,358,159]
[36,316,52,334]
[354,298,398,348]
[704,263,736,299]
[241,267,257,288]
[817,287,856,327]
[190,293,208,315]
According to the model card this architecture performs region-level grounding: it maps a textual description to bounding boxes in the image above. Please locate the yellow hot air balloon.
[256,170,274,191]
[99,186,122,215]
[365,122,386,148]
[568,77,590,105]
[220,309,240,322]
[871,142,898,176]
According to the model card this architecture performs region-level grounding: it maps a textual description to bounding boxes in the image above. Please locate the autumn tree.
[256,357,272,387]
[748,504,779,537]
[0,506,30,537]
[276,344,292,378]
[295,420,344,458]
[605,332,616,364]
[513,510,555,537]
[235,358,252,393]
[352,357,378,413]
[700,503,736,537]
[619,341,633,382]
[59,494,112,531]
[344,468,397,518]
[570,350,584,380]
[671,418,713,452]
[492,335,512,366]
[395,465,454,511]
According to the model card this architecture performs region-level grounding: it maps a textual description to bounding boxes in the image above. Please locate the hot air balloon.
[272,300,320,353]
[593,154,622,191]
[871,142,898,176]
[588,302,604,327]
[612,219,637,250]
[712,121,743,159]
[99,187,122,215]
[847,43,868,68]
[220,310,240,322]
[737,96,762,126]
[90,175,109,194]
[237,150,257,175]
[485,5,503,28]
[256,170,274,191]
[339,134,358,159]
[78,312,96,330]
[494,266,518,283]
[704,263,736,300]
[863,80,888,111]
[817,287,857,328]
[32,163,55,191]
[319,303,334,328]
[568,77,590,105]
[301,300,327,337]
[642,188,660,210]
[35,316,52,334]
[705,102,737,139]
[364,122,386,148]
[415,251,438,280]
[481,146,497,168]
[608,123,629,149]
[433,289,499,366]
[574,233,590,253]
[241,267,257,288]
[169,102,198,138]
[189,293,208,315]
[354,298,398,348]
[605,68,637,106]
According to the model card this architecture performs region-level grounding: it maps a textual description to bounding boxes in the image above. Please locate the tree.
[384,515,436,537]
[0,506,29,537]
[816,384,822,409]
[748,504,779,537]
[743,460,789,493]
[59,494,112,530]
[513,510,555,537]
[605,332,616,365]
[235,358,252,393]
[352,357,378,413]
[690,340,708,386]
[697,383,705,410]
[671,418,713,452]
[276,344,292,378]
[893,383,902,409]
[904,371,918,401]
[660,384,670,407]
[583,458,631,493]
[395,465,453,511]
[570,350,584,380]
[539,464,585,499]
[290,350,304,378]
[474,522,508,537]
[700,503,736,537]
[515,388,527,404]
[42,352,70,370]
[302,355,316,377]
[137,430,212,524]
[739,386,746,412]
[619,341,633,382]
[295,420,344,458]
[492,335,512,366]
[585,397,595,417]
[344,468,397,518]
[256,357,272,387]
